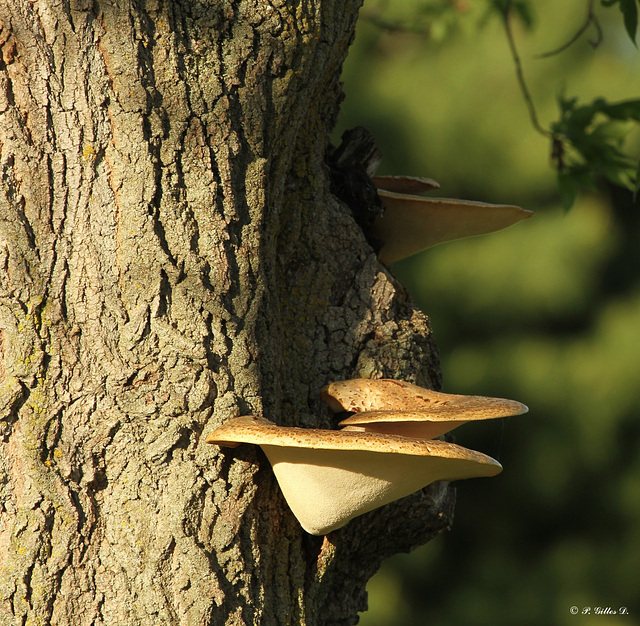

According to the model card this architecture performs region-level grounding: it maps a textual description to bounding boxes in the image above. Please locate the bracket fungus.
[371,174,441,195]
[206,415,501,536]
[370,177,533,263]
[322,378,528,440]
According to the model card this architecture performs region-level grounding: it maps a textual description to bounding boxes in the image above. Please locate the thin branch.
[501,1,552,138]
[537,0,602,58]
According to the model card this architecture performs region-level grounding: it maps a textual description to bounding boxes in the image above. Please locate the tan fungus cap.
[206,415,501,535]
[322,378,528,439]
[371,174,441,195]
[372,189,533,263]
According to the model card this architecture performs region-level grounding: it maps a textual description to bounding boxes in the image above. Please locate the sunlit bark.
[0,2,451,623]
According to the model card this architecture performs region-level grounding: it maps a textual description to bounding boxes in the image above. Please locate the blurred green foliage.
[603,0,640,44]
[334,0,640,624]
[553,95,640,206]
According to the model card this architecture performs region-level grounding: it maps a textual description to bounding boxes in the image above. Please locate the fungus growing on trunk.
[322,378,528,439]
[370,183,533,263]
[371,174,440,194]
[206,415,502,535]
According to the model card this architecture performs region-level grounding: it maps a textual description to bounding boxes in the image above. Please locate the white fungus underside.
[262,445,501,535]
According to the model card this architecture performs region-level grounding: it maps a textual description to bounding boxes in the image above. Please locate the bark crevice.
[0,1,455,624]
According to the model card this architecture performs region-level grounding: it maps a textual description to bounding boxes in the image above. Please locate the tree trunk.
[0,1,453,624]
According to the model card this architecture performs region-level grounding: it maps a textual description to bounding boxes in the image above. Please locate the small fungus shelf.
[370,176,533,263]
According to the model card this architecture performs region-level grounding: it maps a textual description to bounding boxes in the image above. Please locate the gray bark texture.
[0,1,454,624]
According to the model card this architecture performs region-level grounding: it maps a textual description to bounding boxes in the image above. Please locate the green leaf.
[601,0,639,44]
[598,99,640,122]
[511,1,535,29]
[484,0,535,29]
[619,0,638,44]
[557,171,580,210]
[588,120,629,145]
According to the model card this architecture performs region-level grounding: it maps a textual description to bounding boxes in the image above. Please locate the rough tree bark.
[0,1,454,624]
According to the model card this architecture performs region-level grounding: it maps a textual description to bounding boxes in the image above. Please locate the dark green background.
[335,1,640,624]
